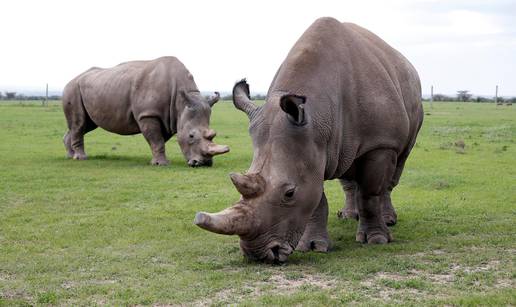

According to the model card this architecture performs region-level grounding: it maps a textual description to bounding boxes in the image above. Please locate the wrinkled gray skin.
[195,18,423,263]
[62,56,229,166]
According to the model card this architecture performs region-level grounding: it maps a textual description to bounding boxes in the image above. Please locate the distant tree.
[433,94,454,102]
[5,92,16,99]
[252,94,266,100]
[456,90,472,102]
[0,92,3,100]
[221,94,233,101]
[475,96,492,103]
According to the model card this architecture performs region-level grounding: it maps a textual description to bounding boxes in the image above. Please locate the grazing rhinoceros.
[62,56,229,166]
[194,17,423,263]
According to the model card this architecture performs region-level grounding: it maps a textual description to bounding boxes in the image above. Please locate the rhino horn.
[194,206,253,235]
[230,172,264,198]
[206,143,230,156]
[232,79,258,118]
[207,91,220,107]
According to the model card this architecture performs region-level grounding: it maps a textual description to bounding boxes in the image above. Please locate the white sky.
[1,0,515,96]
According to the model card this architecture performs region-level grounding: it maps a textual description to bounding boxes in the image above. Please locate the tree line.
[1,90,514,103]
[424,90,516,103]
[0,91,61,101]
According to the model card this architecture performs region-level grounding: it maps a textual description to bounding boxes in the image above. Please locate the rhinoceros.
[62,56,229,166]
[194,17,424,263]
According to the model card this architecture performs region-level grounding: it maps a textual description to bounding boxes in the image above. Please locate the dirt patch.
[0,272,13,281]
[0,289,33,303]
[191,271,337,305]
[494,279,514,289]
[427,273,454,284]
[264,272,336,293]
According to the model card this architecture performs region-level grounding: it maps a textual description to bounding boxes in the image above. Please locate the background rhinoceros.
[62,56,229,166]
[195,17,424,263]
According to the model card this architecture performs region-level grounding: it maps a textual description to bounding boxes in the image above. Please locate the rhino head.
[195,80,326,263]
[177,91,229,167]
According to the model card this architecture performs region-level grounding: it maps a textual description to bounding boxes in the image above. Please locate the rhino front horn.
[194,206,253,236]
[206,143,230,156]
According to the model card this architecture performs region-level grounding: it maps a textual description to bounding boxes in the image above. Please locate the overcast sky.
[1,0,515,96]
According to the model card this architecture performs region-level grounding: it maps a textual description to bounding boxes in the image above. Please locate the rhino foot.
[337,208,359,220]
[356,222,393,244]
[151,158,170,166]
[383,213,397,226]
[73,153,87,160]
[296,236,330,253]
[66,150,75,159]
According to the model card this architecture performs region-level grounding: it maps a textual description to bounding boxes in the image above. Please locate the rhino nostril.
[188,159,199,167]
[270,245,280,260]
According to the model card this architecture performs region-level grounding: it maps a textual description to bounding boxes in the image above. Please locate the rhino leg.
[63,131,74,158]
[138,117,169,166]
[296,192,330,252]
[354,149,397,244]
[382,134,418,226]
[337,179,358,220]
[68,110,96,161]
[381,190,397,226]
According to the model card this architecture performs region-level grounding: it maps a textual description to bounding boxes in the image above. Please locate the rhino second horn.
[194,208,251,235]
[230,173,264,198]
[207,91,220,106]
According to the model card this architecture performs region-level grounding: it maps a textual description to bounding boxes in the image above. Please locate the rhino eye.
[284,188,295,199]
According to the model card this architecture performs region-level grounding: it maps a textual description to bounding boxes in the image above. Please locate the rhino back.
[269,17,422,179]
[77,57,188,135]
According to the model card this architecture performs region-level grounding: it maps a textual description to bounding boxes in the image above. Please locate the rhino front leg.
[355,149,397,244]
[139,117,169,166]
[337,179,358,220]
[296,192,330,252]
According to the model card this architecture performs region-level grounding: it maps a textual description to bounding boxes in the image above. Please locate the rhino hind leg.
[296,192,330,253]
[337,179,358,220]
[70,120,97,160]
[381,191,397,226]
[354,149,398,244]
[338,179,397,226]
[63,131,74,158]
[382,134,419,226]
[63,95,97,160]
[138,117,169,166]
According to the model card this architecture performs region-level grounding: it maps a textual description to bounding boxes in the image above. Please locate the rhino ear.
[181,90,202,108]
[280,94,306,126]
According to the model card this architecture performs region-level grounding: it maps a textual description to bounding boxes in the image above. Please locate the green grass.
[0,101,515,306]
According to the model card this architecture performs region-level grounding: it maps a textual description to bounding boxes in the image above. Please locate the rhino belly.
[82,95,141,135]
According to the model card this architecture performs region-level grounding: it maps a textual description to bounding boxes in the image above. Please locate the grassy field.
[0,100,515,306]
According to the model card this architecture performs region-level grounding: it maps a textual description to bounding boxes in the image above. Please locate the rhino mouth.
[241,240,295,264]
[188,158,213,167]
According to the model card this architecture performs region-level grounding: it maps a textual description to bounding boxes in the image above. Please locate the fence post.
[44,83,48,106]
[495,85,501,106]
[430,85,434,109]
